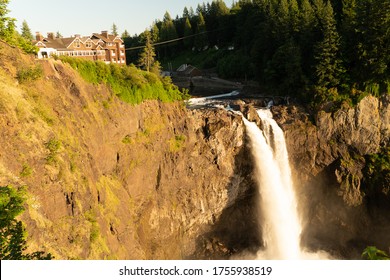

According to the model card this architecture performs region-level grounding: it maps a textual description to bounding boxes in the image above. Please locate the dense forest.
[124,0,389,105]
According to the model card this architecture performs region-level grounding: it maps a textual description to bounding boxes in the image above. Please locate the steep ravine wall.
[1,42,389,260]
[272,95,390,258]
[0,43,257,259]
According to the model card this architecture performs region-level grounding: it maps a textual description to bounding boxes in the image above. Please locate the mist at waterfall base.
[234,109,331,260]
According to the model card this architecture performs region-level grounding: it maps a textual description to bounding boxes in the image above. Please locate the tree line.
[124,0,389,105]
[0,0,38,54]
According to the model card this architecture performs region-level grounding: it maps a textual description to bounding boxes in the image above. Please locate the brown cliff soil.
[0,41,256,259]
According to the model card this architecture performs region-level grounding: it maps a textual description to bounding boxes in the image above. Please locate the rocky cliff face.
[1,41,388,260]
[0,42,258,259]
[272,95,390,258]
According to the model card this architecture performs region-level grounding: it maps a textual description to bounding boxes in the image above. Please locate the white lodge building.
[34,31,126,65]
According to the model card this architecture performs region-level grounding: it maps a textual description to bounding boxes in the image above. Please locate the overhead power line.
[124,29,222,52]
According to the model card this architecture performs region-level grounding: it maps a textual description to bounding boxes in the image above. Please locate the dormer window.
[86,42,92,48]
[75,40,80,48]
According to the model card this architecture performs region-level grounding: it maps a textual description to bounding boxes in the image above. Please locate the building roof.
[35,32,122,51]
[91,33,123,43]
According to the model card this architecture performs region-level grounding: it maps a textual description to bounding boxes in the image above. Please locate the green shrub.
[20,163,33,177]
[122,135,131,144]
[45,138,61,164]
[59,57,188,105]
[169,134,186,152]
[16,65,43,83]
[362,246,390,260]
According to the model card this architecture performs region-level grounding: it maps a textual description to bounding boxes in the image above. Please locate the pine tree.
[138,30,156,72]
[21,20,33,41]
[111,23,118,36]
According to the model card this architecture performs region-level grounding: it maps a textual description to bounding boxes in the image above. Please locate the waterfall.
[242,109,329,260]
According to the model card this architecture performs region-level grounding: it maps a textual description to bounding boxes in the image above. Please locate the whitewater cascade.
[242,109,328,260]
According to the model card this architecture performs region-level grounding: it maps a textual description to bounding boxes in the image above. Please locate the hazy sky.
[9,0,234,38]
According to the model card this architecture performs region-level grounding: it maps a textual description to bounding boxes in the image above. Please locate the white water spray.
[242,109,329,260]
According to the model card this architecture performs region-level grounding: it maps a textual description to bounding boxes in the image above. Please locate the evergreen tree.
[183,7,190,18]
[160,12,177,40]
[194,12,207,51]
[298,0,317,77]
[289,0,300,34]
[196,3,206,16]
[122,29,130,39]
[0,0,15,41]
[150,23,160,59]
[111,23,118,36]
[138,30,156,72]
[340,0,357,82]
[354,0,390,92]
[188,7,195,19]
[265,38,306,95]
[206,0,230,46]
[272,0,290,43]
[183,17,193,49]
[314,1,344,100]
[150,23,160,43]
[160,12,178,56]
[300,0,316,30]
[21,20,33,41]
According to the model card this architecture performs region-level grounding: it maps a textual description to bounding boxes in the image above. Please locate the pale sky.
[9,0,234,38]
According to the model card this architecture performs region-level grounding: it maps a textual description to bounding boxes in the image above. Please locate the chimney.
[74,34,80,38]
[47,32,55,40]
[101,31,108,38]
[36,32,44,41]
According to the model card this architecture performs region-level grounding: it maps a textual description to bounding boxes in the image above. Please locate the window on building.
[86,42,92,48]
[75,40,80,48]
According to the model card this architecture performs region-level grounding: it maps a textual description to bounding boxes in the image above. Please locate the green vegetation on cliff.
[362,147,390,203]
[0,186,52,259]
[59,56,189,105]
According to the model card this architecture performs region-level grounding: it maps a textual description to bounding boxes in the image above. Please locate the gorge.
[0,41,389,260]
